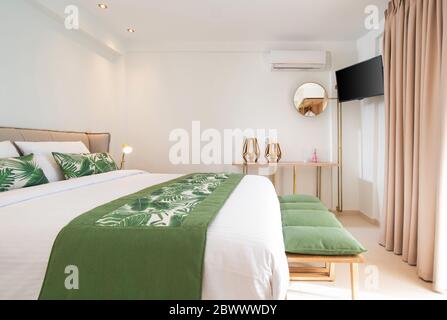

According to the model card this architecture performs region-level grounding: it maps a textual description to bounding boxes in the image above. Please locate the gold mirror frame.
[293,82,329,117]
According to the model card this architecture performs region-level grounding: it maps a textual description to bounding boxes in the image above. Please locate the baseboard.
[333,210,380,226]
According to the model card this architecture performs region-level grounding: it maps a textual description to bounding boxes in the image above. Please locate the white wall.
[0,0,365,211]
[121,43,359,209]
[356,21,385,220]
[0,0,125,161]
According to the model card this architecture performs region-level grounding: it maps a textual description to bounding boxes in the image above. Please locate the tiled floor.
[287,214,446,300]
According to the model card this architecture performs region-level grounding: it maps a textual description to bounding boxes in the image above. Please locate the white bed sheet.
[0,170,289,300]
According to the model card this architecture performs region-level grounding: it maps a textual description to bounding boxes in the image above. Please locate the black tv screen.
[336,56,384,102]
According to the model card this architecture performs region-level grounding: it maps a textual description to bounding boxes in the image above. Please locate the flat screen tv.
[336,56,384,103]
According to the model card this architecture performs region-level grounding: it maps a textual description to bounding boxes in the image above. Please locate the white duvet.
[0,170,289,300]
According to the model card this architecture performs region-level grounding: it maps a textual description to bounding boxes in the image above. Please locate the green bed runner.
[39,173,243,300]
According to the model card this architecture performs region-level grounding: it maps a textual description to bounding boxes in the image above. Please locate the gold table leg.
[319,167,322,199]
[271,164,278,192]
[293,166,297,194]
[316,167,322,200]
[315,167,319,199]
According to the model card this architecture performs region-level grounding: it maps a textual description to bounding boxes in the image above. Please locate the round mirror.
[293,83,328,117]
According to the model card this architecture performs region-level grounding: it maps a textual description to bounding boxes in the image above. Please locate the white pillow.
[0,141,20,158]
[15,141,90,182]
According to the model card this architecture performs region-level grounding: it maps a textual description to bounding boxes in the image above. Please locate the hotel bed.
[0,128,289,300]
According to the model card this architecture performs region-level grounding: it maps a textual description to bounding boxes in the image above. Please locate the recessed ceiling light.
[127,28,136,33]
[98,3,108,9]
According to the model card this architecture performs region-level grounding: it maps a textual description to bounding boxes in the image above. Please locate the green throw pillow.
[283,226,367,255]
[0,154,49,192]
[53,152,118,180]
[279,194,321,203]
[282,211,343,228]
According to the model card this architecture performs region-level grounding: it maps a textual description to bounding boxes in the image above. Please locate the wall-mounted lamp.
[120,144,133,170]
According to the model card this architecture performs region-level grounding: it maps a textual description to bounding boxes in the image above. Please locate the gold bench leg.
[350,263,359,300]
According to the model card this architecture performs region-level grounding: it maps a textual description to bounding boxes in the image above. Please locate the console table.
[233,162,339,200]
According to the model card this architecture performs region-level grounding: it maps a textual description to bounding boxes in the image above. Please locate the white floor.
[287,214,447,300]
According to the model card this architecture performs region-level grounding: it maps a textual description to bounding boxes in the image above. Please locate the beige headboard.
[0,127,111,154]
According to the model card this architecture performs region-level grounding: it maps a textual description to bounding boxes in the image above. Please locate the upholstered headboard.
[0,127,111,153]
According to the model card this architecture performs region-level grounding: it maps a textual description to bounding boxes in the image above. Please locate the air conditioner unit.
[269,50,328,70]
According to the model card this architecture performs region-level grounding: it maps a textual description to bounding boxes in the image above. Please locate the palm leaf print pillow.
[0,154,49,192]
[52,152,118,180]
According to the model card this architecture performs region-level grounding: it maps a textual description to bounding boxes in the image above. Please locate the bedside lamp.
[120,144,133,170]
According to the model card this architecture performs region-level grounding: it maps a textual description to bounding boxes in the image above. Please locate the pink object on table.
[312,149,318,163]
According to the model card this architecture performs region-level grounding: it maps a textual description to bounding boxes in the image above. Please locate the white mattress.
[0,170,289,300]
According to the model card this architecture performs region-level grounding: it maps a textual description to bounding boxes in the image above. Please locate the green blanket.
[39,173,243,300]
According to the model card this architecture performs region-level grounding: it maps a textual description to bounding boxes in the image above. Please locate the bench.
[279,195,366,300]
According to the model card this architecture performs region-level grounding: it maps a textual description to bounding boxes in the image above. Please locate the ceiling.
[70,0,389,45]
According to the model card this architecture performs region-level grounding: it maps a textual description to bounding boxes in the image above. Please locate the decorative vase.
[312,149,318,163]
[243,138,260,163]
[265,143,282,163]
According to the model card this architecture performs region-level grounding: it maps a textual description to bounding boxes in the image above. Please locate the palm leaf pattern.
[0,168,15,192]
[96,173,230,228]
[53,152,117,179]
[0,154,49,192]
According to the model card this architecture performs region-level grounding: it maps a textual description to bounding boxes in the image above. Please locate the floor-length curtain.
[434,0,447,294]
[382,0,447,290]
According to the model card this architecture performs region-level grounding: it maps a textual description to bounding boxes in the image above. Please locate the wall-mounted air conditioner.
[269,50,328,71]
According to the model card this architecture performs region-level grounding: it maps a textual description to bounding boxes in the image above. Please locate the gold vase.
[243,138,260,163]
[265,143,282,163]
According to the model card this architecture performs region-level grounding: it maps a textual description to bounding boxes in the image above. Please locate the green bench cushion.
[282,211,343,228]
[281,202,327,211]
[283,226,367,256]
[279,194,321,203]
[281,209,331,215]
[279,194,367,256]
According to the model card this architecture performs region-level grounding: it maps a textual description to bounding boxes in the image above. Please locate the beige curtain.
[382,0,447,290]
[434,0,447,294]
